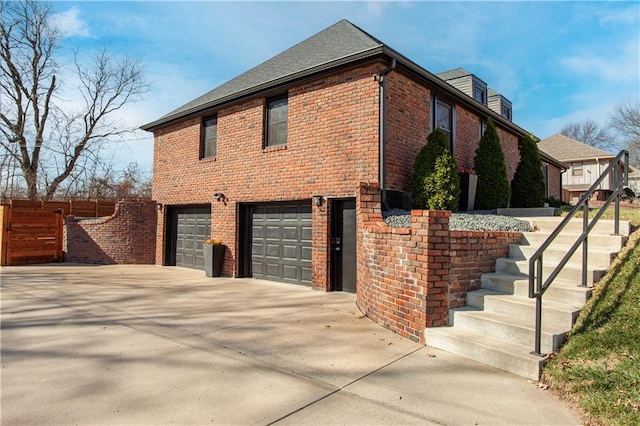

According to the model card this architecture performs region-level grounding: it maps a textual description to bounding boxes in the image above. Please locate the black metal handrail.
[528,150,629,356]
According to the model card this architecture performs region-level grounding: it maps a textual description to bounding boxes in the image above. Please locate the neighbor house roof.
[538,134,615,162]
[436,67,472,81]
[141,19,531,138]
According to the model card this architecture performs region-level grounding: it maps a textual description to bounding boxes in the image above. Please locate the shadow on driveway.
[1,264,580,425]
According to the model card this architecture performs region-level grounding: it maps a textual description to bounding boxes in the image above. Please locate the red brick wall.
[385,73,431,191]
[65,200,157,264]
[448,230,522,308]
[455,106,481,171]
[497,127,520,181]
[152,63,383,287]
[356,183,522,343]
[545,162,562,200]
[384,72,522,193]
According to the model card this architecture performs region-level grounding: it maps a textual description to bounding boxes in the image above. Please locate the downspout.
[376,58,396,210]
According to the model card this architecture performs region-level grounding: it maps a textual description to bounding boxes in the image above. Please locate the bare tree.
[0,0,148,200]
[610,101,640,165]
[560,119,615,151]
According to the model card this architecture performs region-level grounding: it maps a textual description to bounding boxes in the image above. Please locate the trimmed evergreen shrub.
[511,134,545,208]
[425,148,460,211]
[474,118,510,209]
[410,128,449,208]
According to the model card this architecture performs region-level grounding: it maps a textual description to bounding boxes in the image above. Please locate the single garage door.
[175,206,211,270]
[251,204,312,285]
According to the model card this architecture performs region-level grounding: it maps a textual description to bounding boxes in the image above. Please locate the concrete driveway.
[1,264,580,425]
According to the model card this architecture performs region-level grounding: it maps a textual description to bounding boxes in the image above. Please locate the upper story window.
[473,83,486,105]
[201,116,217,158]
[501,104,512,120]
[434,97,454,151]
[480,120,487,137]
[265,95,288,147]
[572,162,583,177]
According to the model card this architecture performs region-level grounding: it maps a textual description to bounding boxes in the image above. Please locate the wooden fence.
[0,200,116,266]
[7,199,116,217]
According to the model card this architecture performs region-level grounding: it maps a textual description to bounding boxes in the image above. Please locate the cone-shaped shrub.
[425,148,460,211]
[474,119,510,209]
[511,134,545,208]
[410,128,449,208]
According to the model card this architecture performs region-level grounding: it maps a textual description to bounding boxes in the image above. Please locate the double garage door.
[251,204,312,286]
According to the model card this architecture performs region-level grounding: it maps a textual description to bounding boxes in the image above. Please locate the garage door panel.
[302,267,312,283]
[251,203,312,286]
[266,226,281,239]
[282,245,297,260]
[282,226,298,240]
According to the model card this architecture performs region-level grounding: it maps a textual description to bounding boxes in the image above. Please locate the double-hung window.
[201,116,217,158]
[265,95,288,147]
[572,162,583,177]
[434,97,454,151]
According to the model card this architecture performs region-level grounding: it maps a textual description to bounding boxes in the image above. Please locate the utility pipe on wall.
[375,58,396,210]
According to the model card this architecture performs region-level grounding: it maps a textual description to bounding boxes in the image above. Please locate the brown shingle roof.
[538,134,615,162]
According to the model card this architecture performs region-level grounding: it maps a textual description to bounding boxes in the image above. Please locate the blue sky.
[50,1,640,173]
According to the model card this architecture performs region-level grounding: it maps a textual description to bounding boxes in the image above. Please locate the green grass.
[560,205,640,229]
[542,229,640,425]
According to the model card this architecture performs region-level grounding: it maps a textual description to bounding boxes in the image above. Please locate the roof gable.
[538,133,615,162]
[147,20,383,127]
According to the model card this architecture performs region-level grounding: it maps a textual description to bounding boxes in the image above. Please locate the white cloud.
[598,5,640,26]
[50,7,91,38]
[561,39,640,83]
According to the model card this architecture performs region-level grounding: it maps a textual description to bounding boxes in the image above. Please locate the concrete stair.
[426,217,629,380]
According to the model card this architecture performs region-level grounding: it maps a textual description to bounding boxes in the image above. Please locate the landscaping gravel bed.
[382,208,532,232]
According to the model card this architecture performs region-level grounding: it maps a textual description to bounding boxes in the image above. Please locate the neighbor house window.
[201,116,217,158]
[480,120,487,137]
[542,165,549,197]
[572,162,583,177]
[265,95,288,147]
[434,97,454,151]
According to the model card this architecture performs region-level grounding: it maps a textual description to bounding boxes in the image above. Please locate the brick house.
[142,19,562,292]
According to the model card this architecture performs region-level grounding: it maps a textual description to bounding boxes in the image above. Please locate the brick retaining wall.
[356,183,522,343]
[65,200,157,264]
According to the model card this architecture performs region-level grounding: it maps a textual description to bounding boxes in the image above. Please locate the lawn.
[542,226,640,425]
[560,204,640,230]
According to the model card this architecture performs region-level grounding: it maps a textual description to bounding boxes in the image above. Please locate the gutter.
[375,58,396,210]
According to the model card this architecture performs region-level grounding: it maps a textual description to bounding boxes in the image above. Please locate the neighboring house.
[627,166,640,195]
[142,19,562,291]
[538,134,619,204]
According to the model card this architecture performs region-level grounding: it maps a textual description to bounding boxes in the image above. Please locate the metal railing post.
[615,160,620,236]
[582,198,589,287]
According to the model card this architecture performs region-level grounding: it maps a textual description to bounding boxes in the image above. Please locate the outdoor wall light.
[313,195,323,207]
[155,203,163,210]
[214,192,227,202]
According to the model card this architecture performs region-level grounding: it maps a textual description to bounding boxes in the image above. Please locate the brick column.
[412,210,451,329]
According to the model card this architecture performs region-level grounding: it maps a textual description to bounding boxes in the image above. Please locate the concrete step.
[425,327,547,381]
[520,231,626,251]
[523,217,630,236]
[481,272,592,305]
[449,307,568,353]
[466,289,579,329]
[495,258,606,285]
[509,244,616,269]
